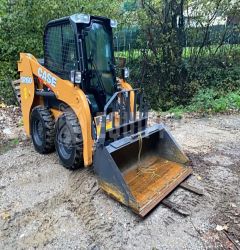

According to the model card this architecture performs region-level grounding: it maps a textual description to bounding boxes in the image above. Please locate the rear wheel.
[30,106,55,154]
[55,111,84,170]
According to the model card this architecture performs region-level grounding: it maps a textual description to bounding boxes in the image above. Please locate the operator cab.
[43,14,118,115]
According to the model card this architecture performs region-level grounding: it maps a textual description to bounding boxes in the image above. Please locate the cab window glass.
[85,22,115,95]
[45,23,77,79]
[45,26,63,74]
[62,24,77,78]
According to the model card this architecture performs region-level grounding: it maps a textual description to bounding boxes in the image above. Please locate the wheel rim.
[33,119,44,146]
[57,124,73,160]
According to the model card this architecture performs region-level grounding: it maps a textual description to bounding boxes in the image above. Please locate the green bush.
[168,106,185,119]
[188,51,240,93]
[227,92,240,109]
[187,89,240,113]
[0,62,17,104]
[128,49,240,111]
[0,0,121,105]
[188,89,218,112]
[212,97,229,112]
[0,1,239,110]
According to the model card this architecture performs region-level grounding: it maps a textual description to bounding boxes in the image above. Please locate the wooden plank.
[162,199,190,217]
[180,182,204,196]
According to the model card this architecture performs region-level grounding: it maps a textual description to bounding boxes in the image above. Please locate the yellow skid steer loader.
[17,14,192,217]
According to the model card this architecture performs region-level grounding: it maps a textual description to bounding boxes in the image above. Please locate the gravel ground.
[0,108,239,250]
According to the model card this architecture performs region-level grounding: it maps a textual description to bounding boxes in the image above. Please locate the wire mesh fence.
[113,24,240,64]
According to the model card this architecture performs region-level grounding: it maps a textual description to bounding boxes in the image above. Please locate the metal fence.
[114,24,240,58]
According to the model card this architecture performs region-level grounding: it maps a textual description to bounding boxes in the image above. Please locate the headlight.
[70,70,82,84]
[110,19,118,28]
[70,13,90,24]
[75,71,82,83]
[124,67,130,78]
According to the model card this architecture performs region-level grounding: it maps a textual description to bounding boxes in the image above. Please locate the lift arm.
[18,53,93,166]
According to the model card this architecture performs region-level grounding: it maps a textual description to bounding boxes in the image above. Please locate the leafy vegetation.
[167,89,240,116]
[0,0,121,103]
[116,0,240,111]
[0,0,240,115]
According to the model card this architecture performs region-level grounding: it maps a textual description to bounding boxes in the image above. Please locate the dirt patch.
[0,105,28,154]
[0,108,240,249]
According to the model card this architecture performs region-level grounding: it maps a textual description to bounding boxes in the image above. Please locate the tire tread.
[56,111,84,170]
[31,106,55,154]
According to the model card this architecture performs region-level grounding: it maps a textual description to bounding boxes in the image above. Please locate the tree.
[0,0,122,103]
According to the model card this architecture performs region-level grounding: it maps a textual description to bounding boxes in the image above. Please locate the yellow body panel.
[18,56,35,136]
[119,79,134,112]
[18,53,93,166]
[18,54,134,167]
[50,108,63,119]
[95,116,119,138]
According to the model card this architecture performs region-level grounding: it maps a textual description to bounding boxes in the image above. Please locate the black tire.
[55,111,84,170]
[30,106,55,154]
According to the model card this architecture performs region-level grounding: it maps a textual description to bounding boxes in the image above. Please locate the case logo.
[38,67,57,87]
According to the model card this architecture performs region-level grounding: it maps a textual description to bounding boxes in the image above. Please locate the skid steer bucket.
[94,90,192,217]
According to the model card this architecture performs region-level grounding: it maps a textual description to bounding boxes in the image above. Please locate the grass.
[182,44,240,58]
[0,138,19,155]
[115,44,240,60]
[115,49,145,60]
[164,89,240,117]
[166,106,185,119]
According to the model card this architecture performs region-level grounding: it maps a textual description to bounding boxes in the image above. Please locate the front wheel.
[55,111,84,170]
[30,106,55,154]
